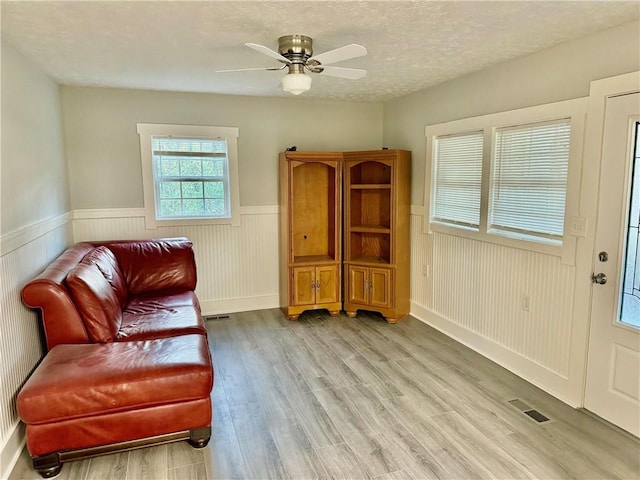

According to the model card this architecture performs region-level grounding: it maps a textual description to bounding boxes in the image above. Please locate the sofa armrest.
[21,243,94,349]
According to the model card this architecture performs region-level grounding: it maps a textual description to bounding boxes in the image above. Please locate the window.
[137,124,240,228]
[432,131,484,230]
[490,119,571,242]
[425,99,586,261]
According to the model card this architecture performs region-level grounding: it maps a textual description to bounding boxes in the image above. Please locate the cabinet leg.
[287,314,300,321]
[385,317,400,324]
[345,311,357,318]
[328,310,340,317]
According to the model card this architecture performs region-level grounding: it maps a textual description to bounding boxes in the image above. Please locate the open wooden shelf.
[349,225,391,234]
[348,188,391,230]
[348,161,391,185]
[292,254,335,265]
[347,255,391,266]
[350,184,391,190]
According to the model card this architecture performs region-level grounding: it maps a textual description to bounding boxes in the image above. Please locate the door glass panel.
[620,122,640,328]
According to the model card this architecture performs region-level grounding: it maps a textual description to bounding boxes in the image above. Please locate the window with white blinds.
[137,124,240,228]
[425,97,586,258]
[432,131,483,229]
[489,119,571,242]
[152,137,230,220]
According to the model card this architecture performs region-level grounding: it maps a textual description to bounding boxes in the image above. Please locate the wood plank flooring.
[9,309,640,480]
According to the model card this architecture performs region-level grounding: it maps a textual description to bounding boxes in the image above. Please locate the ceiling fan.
[217,35,367,95]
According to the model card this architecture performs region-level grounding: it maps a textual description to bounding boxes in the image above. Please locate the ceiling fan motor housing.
[278,35,313,63]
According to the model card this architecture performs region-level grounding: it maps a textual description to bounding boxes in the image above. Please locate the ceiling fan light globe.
[281,73,312,95]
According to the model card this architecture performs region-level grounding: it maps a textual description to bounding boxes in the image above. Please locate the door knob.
[591,273,608,285]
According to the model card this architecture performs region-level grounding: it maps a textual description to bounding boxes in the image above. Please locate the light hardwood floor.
[10,309,640,480]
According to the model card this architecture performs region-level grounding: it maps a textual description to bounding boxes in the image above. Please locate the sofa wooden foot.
[188,426,211,449]
[33,453,62,478]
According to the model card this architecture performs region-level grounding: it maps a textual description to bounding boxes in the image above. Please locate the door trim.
[574,71,640,406]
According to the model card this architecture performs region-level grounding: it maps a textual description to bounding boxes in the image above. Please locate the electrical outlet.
[422,265,429,277]
[522,295,530,312]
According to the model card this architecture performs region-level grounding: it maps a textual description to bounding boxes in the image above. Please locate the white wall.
[61,87,383,209]
[0,40,73,478]
[387,21,640,406]
[1,42,71,232]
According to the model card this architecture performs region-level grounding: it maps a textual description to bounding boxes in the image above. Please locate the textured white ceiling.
[2,1,638,102]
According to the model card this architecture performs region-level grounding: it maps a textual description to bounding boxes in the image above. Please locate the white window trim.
[424,98,587,265]
[137,123,240,228]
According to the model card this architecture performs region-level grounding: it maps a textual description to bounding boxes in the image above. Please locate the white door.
[584,92,640,437]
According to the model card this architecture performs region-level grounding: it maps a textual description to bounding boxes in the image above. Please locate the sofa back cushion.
[108,239,197,296]
[81,246,128,308]
[66,262,123,343]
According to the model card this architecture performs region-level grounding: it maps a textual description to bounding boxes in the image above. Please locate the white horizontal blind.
[152,137,230,220]
[490,119,571,241]
[432,131,484,229]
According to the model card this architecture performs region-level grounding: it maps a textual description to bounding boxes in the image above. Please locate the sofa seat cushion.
[116,291,205,341]
[126,290,201,313]
[118,305,205,341]
[17,334,213,425]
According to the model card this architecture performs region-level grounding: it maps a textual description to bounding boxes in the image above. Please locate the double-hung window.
[432,131,484,230]
[489,119,571,242]
[138,124,240,228]
[425,98,586,261]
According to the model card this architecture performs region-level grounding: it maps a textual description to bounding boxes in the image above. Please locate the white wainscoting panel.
[0,219,73,478]
[72,207,280,316]
[409,213,579,404]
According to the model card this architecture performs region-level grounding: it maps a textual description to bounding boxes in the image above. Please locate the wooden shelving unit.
[279,151,342,320]
[343,150,411,323]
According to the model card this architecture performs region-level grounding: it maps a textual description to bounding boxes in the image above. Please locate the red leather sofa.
[17,238,213,478]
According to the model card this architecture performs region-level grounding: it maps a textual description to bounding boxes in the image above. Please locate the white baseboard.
[409,301,581,408]
[1,422,25,480]
[200,295,279,317]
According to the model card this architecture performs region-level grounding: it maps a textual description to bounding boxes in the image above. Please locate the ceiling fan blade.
[245,43,291,63]
[315,66,367,80]
[309,44,367,65]
[217,65,286,73]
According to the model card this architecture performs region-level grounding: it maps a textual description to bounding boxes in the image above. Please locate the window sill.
[428,221,575,265]
[144,212,240,229]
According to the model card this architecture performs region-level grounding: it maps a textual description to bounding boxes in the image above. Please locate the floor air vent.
[523,409,551,423]
[508,398,552,424]
[205,315,230,321]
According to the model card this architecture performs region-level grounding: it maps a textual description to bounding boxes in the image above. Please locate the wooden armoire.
[279,149,411,323]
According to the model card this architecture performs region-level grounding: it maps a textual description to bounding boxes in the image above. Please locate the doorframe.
[573,71,640,407]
